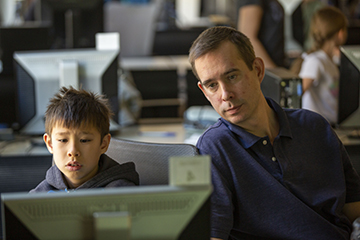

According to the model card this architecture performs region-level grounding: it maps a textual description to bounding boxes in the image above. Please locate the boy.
[30,86,139,193]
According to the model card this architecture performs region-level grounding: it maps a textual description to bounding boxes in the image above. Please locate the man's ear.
[197,81,211,102]
[100,133,111,154]
[253,57,265,84]
[43,133,53,154]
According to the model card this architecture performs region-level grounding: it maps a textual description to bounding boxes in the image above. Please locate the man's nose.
[221,83,234,101]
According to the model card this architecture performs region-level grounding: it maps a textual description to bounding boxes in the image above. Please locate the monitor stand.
[93,211,131,240]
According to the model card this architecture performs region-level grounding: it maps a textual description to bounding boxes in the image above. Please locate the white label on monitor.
[169,155,211,186]
[96,32,120,51]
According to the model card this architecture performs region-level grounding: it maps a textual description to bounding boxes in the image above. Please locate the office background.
[1,0,360,238]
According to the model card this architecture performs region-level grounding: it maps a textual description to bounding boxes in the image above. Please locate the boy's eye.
[58,139,68,143]
[80,139,91,143]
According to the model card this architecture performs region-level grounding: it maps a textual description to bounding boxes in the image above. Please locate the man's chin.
[225,115,245,126]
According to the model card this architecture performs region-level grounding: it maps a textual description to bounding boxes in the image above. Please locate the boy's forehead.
[51,121,101,135]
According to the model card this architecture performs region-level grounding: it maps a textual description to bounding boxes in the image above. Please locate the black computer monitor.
[345,20,360,46]
[0,24,51,127]
[337,46,360,129]
[1,185,211,239]
[13,48,120,135]
[36,0,104,49]
[291,1,304,48]
[0,24,51,76]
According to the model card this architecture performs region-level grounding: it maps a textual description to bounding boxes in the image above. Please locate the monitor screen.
[36,0,104,49]
[1,185,211,240]
[0,24,51,76]
[13,48,119,135]
[337,46,360,128]
[0,24,51,127]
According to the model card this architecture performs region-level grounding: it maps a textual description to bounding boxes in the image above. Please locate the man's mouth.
[225,105,241,114]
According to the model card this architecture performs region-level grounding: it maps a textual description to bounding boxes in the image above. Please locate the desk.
[0,123,204,156]
[114,123,204,145]
[2,124,360,156]
[334,128,360,146]
[335,128,360,176]
[0,136,50,156]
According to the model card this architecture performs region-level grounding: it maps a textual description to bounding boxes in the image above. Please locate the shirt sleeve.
[299,54,322,86]
[197,135,234,239]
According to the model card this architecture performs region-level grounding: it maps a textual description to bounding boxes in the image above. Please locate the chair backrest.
[103,2,159,57]
[106,138,199,185]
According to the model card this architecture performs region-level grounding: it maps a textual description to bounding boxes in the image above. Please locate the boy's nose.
[67,144,80,157]
[68,152,80,157]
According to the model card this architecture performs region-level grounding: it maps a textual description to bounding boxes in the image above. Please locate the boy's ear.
[43,133,54,154]
[100,133,111,154]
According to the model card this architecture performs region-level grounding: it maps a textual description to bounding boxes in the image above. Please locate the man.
[189,26,360,240]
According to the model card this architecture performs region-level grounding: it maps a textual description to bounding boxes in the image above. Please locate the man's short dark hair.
[189,26,256,80]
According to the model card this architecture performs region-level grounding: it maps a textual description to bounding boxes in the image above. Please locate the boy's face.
[44,124,111,189]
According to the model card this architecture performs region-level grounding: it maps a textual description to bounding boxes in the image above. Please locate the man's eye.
[207,83,217,89]
[228,75,237,81]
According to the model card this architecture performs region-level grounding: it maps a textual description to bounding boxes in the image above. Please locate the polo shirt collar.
[220,98,293,149]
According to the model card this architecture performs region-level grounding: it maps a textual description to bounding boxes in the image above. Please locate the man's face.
[44,124,110,188]
[194,41,264,127]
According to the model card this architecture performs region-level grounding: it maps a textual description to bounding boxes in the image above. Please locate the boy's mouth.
[66,161,82,171]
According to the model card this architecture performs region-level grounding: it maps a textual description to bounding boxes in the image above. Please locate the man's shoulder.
[283,107,334,134]
[200,120,228,138]
[196,119,236,150]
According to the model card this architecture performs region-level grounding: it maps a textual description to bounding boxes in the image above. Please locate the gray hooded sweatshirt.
[30,154,139,193]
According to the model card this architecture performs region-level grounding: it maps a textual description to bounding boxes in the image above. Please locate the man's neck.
[240,98,280,144]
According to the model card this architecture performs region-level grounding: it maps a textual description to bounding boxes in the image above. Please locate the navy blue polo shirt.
[197,98,360,240]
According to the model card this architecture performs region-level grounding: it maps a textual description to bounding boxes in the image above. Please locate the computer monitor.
[35,0,104,49]
[337,46,360,129]
[0,24,51,127]
[13,48,120,135]
[0,24,51,76]
[1,185,211,239]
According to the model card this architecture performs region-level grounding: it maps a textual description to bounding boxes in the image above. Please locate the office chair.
[103,1,159,57]
[105,138,199,185]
